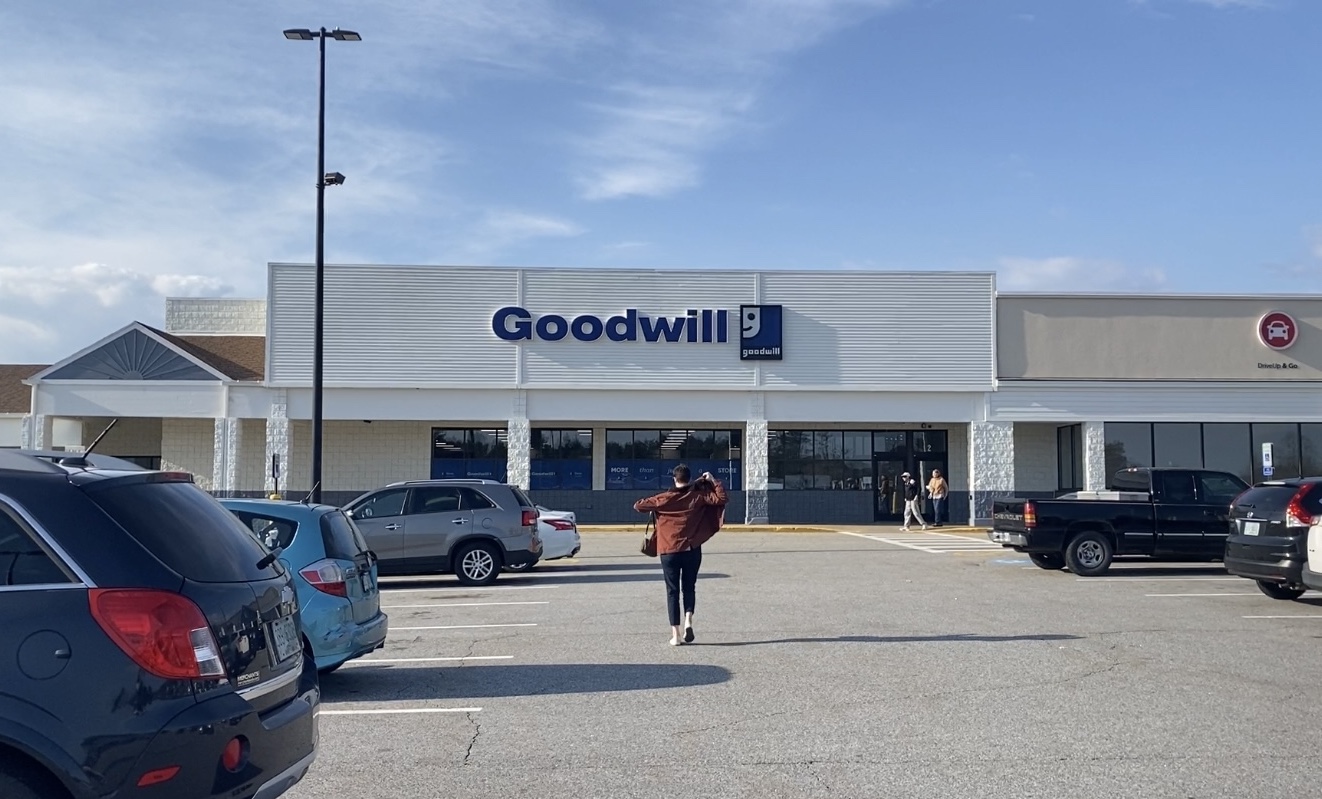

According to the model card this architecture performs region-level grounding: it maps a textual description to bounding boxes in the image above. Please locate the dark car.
[1224,477,1322,600]
[0,450,319,799]
[989,467,1249,576]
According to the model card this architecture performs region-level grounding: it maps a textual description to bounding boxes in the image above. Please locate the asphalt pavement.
[287,530,1322,798]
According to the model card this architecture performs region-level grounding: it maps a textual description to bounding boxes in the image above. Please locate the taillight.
[300,559,348,597]
[1023,501,1037,529]
[1286,486,1316,527]
[547,519,574,531]
[221,736,249,773]
[137,766,181,788]
[522,509,538,527]
[89,589,226,680]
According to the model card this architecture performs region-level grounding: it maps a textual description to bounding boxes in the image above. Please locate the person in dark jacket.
[633,463,728,646]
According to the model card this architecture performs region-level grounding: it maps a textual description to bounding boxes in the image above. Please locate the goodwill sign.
[491,305,783,361]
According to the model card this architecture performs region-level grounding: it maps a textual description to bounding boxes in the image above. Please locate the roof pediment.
[29,323,229,382]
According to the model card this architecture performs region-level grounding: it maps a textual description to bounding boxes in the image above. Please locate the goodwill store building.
[3,263,1321,526]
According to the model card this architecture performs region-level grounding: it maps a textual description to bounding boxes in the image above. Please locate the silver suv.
[343,479,542,586]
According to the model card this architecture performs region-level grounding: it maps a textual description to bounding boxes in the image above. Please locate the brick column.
[21,415,51,450]
[265,404,290,497]
[1083,421,1107,491]
[507,418,531,490]
[212,418,241,497]
[968,421,1014,526]
[744,420,769,524]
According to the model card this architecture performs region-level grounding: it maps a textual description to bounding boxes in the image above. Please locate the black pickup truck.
[988,467,1251,576]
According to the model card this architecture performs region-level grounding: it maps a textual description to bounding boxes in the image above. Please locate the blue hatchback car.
[221,499,389,674]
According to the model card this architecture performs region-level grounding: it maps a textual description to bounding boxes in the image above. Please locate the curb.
[575,525,990,534]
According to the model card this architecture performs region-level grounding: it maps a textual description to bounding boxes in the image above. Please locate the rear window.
[231,512,299,551]
[508,486,535,508]
[320,510,369,561]
[88,480,282,583]
[1232,484,1322,516]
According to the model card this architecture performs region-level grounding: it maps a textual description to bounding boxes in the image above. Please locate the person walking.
[900,471,927,531]
[633,464,728,646]
[927,469,949,527]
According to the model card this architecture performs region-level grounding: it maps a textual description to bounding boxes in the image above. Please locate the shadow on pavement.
[321,663,732,700]
[1084,565,1229,577]
[701,633,1082,647]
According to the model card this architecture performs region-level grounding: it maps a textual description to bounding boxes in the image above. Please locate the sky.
[2,0,1320,364]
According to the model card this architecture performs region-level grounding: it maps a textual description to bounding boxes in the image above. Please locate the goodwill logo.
[491,304,783,361]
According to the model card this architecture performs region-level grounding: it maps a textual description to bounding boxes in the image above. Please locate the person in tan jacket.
[633,463,728,646]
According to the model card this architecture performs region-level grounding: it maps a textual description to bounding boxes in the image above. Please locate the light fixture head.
[283,29,315,40]
[324,172,346,186]
[330,29,362,41]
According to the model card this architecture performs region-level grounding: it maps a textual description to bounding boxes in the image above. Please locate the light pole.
[284,26,360,504]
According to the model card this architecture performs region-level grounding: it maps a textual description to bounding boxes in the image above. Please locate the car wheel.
[455,541,501,586]
[1029,553,1065,570]
[1065,531,1113,576]
[0,758,67,799]
[1256,580,1306,600]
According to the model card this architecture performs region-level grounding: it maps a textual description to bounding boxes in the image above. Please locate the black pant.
[661,547,702,626]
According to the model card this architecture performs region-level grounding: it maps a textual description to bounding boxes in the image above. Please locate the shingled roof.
[0,365,46,413]
[145,327,266,382]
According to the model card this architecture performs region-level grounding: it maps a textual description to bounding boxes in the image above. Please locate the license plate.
[268,615,299,664]
[1243,521,1261,536]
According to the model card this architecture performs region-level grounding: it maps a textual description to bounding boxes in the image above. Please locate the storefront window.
[1201,423,1252,484]
[1104,423,1153,481]
[1302,424,1322,478]
[530,429,592,490]
[1057,424,1082,491]
[769,430,942,491]
[1252,423,1301,481]
[1153,423,1202,468]
[430,428,508,481]
[606,429,741,490]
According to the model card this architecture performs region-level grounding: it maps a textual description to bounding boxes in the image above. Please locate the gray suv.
[343,479,542,586]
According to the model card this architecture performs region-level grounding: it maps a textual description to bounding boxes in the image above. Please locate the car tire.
[1255,580,1306,601]
[0,758,67,799]
[1029,553,1065,570]
[454,541,501,586]
[1065,531,1113,576]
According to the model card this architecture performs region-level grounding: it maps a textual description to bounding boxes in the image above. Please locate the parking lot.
[290,530,1322,798]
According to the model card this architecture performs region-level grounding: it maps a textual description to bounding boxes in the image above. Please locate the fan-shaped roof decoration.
[43,327,218,381]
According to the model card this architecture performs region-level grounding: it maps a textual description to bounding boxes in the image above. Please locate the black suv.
[1225,477,1322,600]
[0,451,319,799]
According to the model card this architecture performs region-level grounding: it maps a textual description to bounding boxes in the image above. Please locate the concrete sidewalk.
[576,523,990,535]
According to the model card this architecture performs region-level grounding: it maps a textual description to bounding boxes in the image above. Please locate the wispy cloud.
[572,0,908,200]
[997,256,1168,292]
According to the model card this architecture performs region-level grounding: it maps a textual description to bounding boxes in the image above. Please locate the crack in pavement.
[462,712,482,766]
[805,762,832,793]
[673,709,794,737]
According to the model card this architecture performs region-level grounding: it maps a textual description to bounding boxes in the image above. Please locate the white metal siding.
[268,264,519,386]
[992,383,1322,422]
[759,272,995,390]
[266,264,995,391]
[520,269,758,388]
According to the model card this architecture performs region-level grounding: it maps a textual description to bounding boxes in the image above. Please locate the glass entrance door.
[873,458,907,522]
[914,455,949,526]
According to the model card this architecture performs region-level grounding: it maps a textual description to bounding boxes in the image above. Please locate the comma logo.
[739,304,783,361]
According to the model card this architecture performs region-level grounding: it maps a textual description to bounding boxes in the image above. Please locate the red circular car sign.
[1258,311,1298,350]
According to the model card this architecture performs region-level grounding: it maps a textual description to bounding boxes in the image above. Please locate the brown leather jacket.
[633,479,728,556]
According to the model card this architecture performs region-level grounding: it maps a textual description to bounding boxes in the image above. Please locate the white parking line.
[392,623,537,630]
[1076,577,1241,582]
[382,601,551,609]
[346,656,514,664]
[320,708,482,716]
[836,531,1003,554]
[1145,593,1260,597]
[1243,615,1322,619]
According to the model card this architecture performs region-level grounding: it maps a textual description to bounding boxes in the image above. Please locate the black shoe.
[684,626,695,643]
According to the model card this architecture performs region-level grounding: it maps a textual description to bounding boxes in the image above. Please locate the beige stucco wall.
[998,296,1322,381]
